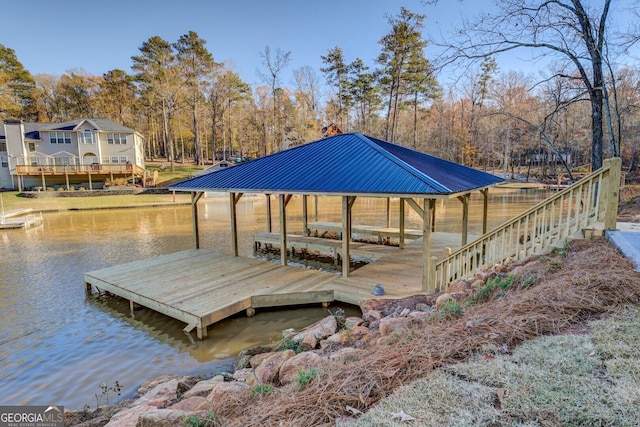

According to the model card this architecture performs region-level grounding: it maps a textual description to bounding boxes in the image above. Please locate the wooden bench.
[307,221,423,243]
[254,233,344,264]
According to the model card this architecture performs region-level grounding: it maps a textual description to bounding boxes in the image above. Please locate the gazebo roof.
[169,133,503,197]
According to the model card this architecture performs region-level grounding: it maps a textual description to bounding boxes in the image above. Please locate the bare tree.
[257,46,291,153]
[428,0,639,170]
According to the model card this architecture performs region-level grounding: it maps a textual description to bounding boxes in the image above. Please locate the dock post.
[302,195,308,236]
[279,194,288,266]
[422,198,434,292]
[399,198,405,249]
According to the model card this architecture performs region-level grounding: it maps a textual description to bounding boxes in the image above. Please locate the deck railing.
[432,157,622,291]
[15,164,145,176]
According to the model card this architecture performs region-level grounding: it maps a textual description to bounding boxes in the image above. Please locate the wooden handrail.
[15,164,145,176]
[433,158,622,291]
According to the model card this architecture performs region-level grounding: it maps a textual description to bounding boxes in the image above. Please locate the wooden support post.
[246,307,256,317]
[191,191,204,249]
[399,198,405,249]
[65,168,70,190]
[266,194,272,232]
[302,195,308,236]
[481,188,489,235]
[279,194,287,266]
[314,195,319,222]
[88,171,92,190]
[604,157,621,230]
[422,198,434,292]
[342,196,355,277]
[41,169,46,190]
[458,194,469,246]
[386,197,391,228]
[230,192,243,256]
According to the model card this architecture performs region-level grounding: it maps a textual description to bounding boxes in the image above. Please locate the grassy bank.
[0,191,191,212]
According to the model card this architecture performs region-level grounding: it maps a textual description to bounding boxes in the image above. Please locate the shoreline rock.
[66,286,476,426]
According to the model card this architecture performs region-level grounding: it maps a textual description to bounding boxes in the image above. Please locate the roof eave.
[168,184,501,199]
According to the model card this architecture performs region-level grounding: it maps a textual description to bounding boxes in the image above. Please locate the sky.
[1,0,488,86]
[2,0,638,91]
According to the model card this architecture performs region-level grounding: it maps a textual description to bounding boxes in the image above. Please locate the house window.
[79,130,95,144]
[54,156,72,165]
[111,156,120,163]
[1,156,7,168]
[0,141,6,152]
[28,142,36,152]
[50,132,71,144]
[120,157,128,164]
[107,133,127,144]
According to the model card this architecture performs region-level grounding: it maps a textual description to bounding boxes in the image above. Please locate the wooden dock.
[85,232,469,339]
[0,209,42,229]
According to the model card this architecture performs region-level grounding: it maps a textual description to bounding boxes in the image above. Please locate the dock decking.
[84,232,468,339]
[0,209,42,229]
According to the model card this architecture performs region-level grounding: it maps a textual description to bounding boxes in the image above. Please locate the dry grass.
[205,239,640,426]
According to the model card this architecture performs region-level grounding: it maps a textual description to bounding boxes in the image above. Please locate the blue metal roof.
[169,133,503,196]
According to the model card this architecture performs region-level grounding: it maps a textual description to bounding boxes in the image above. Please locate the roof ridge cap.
[356,134,452,193]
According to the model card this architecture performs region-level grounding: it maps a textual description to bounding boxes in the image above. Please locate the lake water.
[0,189,551,409]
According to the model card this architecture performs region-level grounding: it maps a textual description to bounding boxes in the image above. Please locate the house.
[0,118,145,191]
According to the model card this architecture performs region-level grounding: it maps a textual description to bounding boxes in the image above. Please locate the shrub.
[250,384,273,397]
[293,367,318,389]
[468,275,516,304]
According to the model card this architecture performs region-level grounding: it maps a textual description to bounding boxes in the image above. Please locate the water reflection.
[0,188,551,409]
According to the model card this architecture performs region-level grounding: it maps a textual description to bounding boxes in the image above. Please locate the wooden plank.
[308,221,423,240]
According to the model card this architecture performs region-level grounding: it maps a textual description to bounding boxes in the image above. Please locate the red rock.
[253,350,295,384]
[168,396,211,412]
[279,352,326,385]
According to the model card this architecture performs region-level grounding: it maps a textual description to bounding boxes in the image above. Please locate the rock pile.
[69,278,488,426]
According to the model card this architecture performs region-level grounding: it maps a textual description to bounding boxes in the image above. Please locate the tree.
[403,52,440,148]
[96,69,136,126]
[208,69,251,160]
[320,47,349,128]
[345,58,381,133]
[377,7,428,142]
[429,0,640,169]
[132,36,179,167]
[0,44,36,120]
[257,46,291,154]
[174,31,216,165]
[57,69,99,120]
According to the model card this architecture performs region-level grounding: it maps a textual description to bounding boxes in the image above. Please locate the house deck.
[84,233,466,339]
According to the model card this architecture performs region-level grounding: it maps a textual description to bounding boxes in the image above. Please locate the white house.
[0,118,145,190]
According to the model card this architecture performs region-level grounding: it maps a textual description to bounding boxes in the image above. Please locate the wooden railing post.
[603,157,621,230]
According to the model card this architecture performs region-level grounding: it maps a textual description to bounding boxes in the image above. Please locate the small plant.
[468,275,516,304]
[437,300,464,320]
[329,307,346,329]
[521,274,538,288]
[547,260,561,272]
[250,383,273,397]
[183,411,218,427]
[278,336,303,354]
[551,242,570,258]
[94,381,122,408]
[293,367,318,388]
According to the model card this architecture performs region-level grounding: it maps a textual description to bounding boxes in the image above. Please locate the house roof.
[1,118,138,139]
[170,133,503,198]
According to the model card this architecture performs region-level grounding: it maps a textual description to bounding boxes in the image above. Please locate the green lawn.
[0,191,192,212]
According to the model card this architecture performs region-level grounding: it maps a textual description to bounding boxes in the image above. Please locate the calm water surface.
[0,189,550,409]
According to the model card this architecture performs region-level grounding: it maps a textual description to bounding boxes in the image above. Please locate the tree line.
[1,2,638,178]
